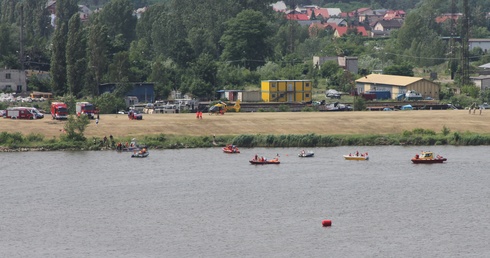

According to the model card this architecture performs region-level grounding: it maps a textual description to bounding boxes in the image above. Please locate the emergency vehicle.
[76,102,97,119]
[51,102,69,120]
[4,107,44,119]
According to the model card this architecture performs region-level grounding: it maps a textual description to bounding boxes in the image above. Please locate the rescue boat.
[131,152,149,158]
[222,145,240,153]
[343,152,369,161]
[411,151,446,164]
[249,157,280,164]
[298,151,314,157]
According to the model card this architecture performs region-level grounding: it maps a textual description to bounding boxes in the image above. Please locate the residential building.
[325,18,348,26]
[372,19,403,36]
[99,83,155,103]
[271,1,287,12]
[333,26,368,37]
[305,7,330,20]
[383,10,406,20]
[261,80,312,103]
[469,39,490,53]
[470,75,490,90]
[46,1,93,26]
[355,74,440,100]
[217,90,261,102]
[285,10,309,21]
[435,13,462,23]
[326,8,342,17]
[0,69,27,93]
[313,56,358,74]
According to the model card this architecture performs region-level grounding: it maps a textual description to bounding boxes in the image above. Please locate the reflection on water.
[1,146,489,257]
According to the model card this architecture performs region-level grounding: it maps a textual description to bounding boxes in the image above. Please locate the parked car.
[0,110,5,117]
[128,110,143,120]
[479,103,490,109]
[118,110,128,114]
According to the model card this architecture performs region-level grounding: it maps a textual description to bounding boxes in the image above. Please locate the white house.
[0,69,27,93]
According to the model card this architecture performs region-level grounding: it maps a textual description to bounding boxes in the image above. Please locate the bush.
[301,106,316,112]
[441,126,451,136]
[26,133,45,143]
[278,104,290,112]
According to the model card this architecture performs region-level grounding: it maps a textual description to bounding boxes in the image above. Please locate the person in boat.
[301,150,305,155]
[254,154,258,161]
[415,154,419,159]
[139,148,147,154]
[356,151,359,156]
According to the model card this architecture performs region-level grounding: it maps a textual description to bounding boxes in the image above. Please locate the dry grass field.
[1,110,488,139]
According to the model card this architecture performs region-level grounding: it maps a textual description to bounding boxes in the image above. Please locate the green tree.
[50,0,78,96]
[1,0,16,24]
[191,53,217,87]
[0,22,17,67]
[220,10,272,70]
[256,61,281,80]
[97,0,136,51]
[149,59,178,100]
[383,63,414,76]
[94,92,126,114]
[50,21,68,96]
[66,13,87,97]
[106,51,131,83]
[320,61,341,78]
[62,115,90,142]
[86,22,109,96]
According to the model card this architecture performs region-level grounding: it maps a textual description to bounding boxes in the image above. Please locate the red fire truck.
[51,102,68,120]
[76,102,96,119]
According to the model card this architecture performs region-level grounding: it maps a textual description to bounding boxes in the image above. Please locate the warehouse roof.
[356,74,423,86]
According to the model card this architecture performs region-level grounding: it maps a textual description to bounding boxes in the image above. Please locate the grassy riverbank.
[1,110,490,151]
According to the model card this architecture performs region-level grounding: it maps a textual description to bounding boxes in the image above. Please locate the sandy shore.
[1,109,488,139]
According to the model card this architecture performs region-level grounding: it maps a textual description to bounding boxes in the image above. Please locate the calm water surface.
[1,146,489,257]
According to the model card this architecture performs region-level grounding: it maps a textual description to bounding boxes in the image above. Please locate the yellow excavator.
[209,100,240,115]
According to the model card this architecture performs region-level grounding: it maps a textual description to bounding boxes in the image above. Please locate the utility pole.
[19,3,25,71]
[460,0,470,85]
[448,0,457,80]
[287,0,296,54]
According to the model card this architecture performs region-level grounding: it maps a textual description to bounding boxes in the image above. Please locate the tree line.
[1,0,490,110]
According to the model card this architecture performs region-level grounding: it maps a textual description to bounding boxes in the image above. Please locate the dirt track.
[1,110,488,139]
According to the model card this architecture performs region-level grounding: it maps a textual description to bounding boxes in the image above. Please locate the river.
[1,146,489,257]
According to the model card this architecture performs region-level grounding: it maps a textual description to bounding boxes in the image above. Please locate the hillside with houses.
[1,0,490,113]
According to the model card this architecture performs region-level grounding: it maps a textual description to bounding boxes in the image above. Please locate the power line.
[383,52,488,61]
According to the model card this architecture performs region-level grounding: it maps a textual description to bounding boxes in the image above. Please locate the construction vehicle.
[208,100,240,115]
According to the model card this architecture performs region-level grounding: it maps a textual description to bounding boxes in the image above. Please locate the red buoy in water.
[322,220,332,227]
